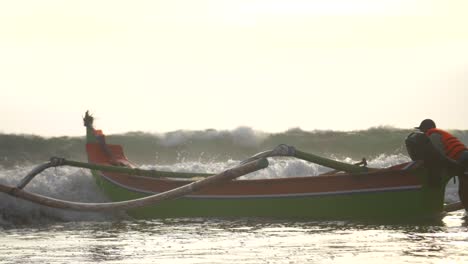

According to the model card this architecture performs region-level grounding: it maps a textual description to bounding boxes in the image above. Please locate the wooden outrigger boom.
[0,157,268,212]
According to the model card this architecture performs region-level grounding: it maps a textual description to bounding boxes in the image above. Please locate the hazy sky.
[1,0,467,136]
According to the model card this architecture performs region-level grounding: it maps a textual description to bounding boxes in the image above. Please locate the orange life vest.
[426,128,468,160]
[93,129,104,136]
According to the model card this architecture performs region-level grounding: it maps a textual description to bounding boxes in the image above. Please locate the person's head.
[415,119,436,132]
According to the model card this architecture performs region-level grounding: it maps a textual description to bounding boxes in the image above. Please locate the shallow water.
[0,156,466,263]
[1,213,468,264]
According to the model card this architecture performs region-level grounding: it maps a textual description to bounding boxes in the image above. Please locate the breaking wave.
[2,126,467,167]
[0,166,116,227]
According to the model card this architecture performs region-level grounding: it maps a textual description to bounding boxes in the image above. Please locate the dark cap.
[415,119,436,130]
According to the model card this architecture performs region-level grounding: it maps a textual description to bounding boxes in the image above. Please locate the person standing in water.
[415,119,468,209]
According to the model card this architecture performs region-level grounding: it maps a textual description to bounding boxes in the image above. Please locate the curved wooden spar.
[0,158,268,212]
[241,144,368,173]
[64,159,212,178]
[16,157,212,188]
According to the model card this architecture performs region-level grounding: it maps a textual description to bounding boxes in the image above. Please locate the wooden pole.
[0,158,268,212]
[241,144,367,173]
[294,150,368,174]
[63,159,212,178]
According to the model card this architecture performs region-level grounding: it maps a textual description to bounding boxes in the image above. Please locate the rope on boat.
[0,158,269,212]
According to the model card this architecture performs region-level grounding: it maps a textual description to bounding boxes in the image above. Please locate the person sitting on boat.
[415,119,468,209]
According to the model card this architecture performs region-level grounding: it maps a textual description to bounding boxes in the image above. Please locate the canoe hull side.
[92,170,445,220]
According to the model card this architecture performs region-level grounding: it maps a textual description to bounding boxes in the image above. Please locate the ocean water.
[1,215,468,264]
[2,127,467,167]
[0,155,467,263]
[0,128,467,263]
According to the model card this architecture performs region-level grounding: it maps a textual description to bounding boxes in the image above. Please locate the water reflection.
[88,244,126,263]
[401,233,445,258]
[0,214,467,263]
[71,216,464,263]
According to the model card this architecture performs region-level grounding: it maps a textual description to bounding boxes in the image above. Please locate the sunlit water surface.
[0,156,467,263]
[1,214,468,264]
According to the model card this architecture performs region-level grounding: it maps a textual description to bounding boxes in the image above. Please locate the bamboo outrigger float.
[0,112,465,220]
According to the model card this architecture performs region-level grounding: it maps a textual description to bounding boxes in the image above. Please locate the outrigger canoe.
[83,112,465,220]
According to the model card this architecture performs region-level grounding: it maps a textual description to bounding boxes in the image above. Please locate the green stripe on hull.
[92,171,445,220]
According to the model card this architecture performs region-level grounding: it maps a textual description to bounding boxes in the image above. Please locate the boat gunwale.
[92,160,422,184]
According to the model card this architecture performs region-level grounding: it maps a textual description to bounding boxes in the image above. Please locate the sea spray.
[0,166,114,226]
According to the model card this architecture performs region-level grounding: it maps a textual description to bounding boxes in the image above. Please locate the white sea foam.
[0,165,114,225]
[151,154,412,178]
